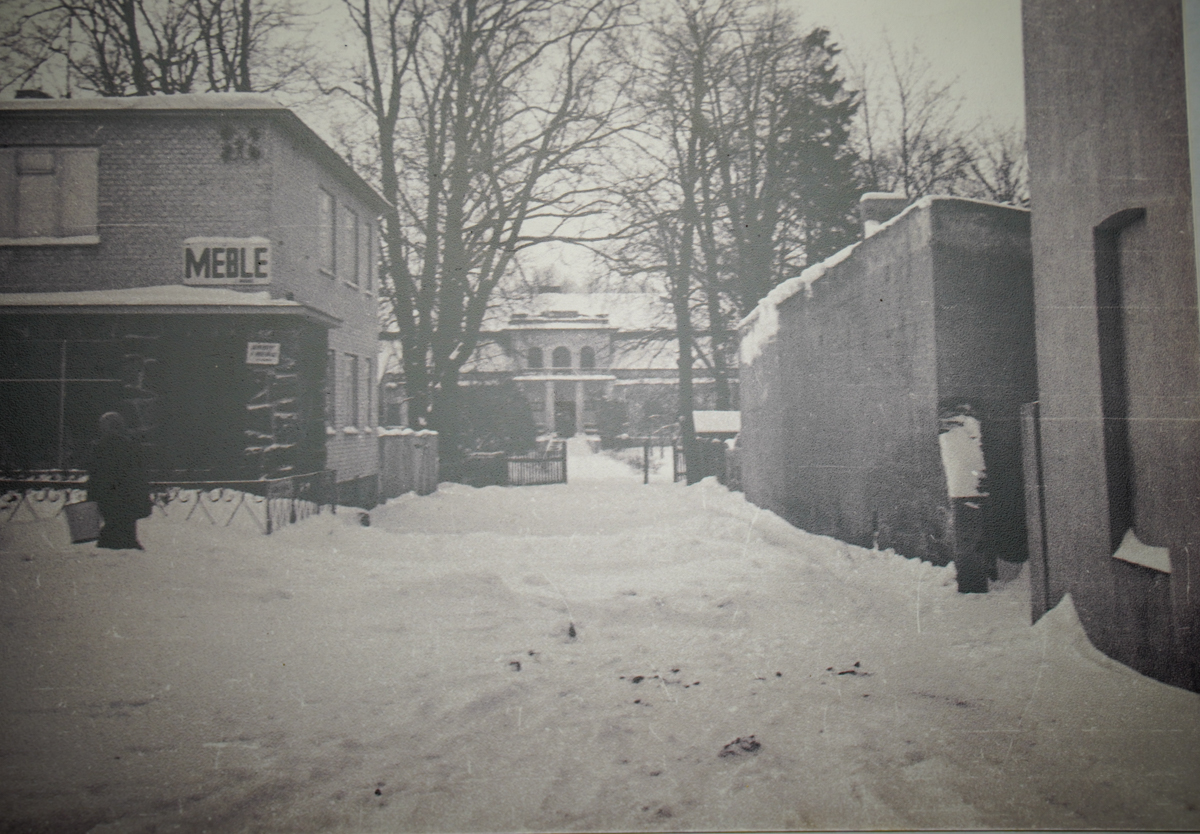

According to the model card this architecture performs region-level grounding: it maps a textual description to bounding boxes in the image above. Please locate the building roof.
[490,292,674,333]
[693,410,741,435]
[0,93,389,214]
[0,285,341,326]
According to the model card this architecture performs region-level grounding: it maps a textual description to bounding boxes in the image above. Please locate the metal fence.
[1,469,336,535]
[0,471,89,523]
[507,440,567,486]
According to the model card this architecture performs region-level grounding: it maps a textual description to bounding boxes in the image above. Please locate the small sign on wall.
[184,237,271,285]
[246,342,281,365]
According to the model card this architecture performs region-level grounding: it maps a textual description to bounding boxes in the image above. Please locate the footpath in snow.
[1,438,1198,832]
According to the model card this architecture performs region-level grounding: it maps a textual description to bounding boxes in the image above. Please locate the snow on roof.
[693,410,741,434]
[0,92,284,112]
[490,292,673,333]
[0,285,341,325]
[737,195,1031,367]
[0,93,389,212]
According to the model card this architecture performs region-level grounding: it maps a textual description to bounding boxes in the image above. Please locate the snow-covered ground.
[2,441,1198,832]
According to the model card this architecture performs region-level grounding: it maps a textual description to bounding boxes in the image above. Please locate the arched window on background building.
[552,346,571,368]
[527,347,543,369]
[580,346,595,369]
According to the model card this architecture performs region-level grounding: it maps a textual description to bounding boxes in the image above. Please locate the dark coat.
[88,434,151,521]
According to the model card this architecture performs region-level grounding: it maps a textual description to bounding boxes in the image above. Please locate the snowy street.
[2,440,1198,832]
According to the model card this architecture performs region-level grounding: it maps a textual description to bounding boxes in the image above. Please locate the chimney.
[859,192,909,238]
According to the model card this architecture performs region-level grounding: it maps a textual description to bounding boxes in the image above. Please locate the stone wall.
[739,198,1034,585]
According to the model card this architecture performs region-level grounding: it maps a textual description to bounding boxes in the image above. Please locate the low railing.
[507,440,567,486]
[1,470,336,535]
[0,471,89,523]
[149,470,336,534]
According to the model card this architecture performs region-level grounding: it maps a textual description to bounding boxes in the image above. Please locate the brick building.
[0,94,387,505]
[1020,0,1200,690]
[738,195,1035,592]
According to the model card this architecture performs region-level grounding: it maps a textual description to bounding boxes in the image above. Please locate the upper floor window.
[552,346,571,368]
[342,206,360,285]
[318,188,336,274]
[364,224,374,291]
[527,347,543,369]
[0,148,99,244]
[580,346,596,369]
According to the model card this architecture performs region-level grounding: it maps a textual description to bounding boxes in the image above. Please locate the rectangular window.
[324,349,337,427]
[346,353,359,427]
[343,207,360,285]
[0,148,99,244]
[318,188,335,274]
[365,357,374,427]
[364,224,374,292]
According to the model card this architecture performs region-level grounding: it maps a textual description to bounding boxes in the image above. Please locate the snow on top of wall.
[736,196,1032,367]
[737,235,864,367]
[738,195,1029,367]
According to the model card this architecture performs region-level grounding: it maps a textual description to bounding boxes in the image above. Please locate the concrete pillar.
[575,380,585,434]
[544,380,554,432]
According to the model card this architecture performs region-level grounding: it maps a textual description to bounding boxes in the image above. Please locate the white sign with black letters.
[246,342,281,365]
[184,237,271,285]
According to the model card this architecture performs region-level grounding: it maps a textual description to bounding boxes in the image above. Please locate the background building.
[1021,0,1199,690]
[0,94,387,505]
[384,289,737,441]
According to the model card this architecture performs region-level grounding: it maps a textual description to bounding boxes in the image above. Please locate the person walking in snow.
[88,411,150,550]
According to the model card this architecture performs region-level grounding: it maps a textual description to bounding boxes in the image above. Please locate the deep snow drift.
[1,440,1198,832]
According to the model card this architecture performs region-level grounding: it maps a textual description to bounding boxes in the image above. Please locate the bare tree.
[965,124,1029,207]
[851,43,974,199]
[710,13,861,316]
[0,0,315,97]
[610,0,860,477]
[330,0,631,456]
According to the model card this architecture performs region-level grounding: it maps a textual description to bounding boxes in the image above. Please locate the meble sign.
[183,237,271,285]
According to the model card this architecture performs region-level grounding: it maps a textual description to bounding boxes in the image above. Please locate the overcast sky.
[792,0,1026,130]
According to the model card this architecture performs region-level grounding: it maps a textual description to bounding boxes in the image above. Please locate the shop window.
[552,346,571,368]
[0,148,99,244]
[527,347,543,369]
[324,349,337,427]
[580,346,596,369]
[318,188,336,274]
[0,336,122,470]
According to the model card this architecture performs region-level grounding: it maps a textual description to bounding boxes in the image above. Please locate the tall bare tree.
[851,43,1029,207]
[851,43,974,199]
[965,124,1029,207]
[0,0,314,97]
[330,0,631,456]
[611,0,860,477]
